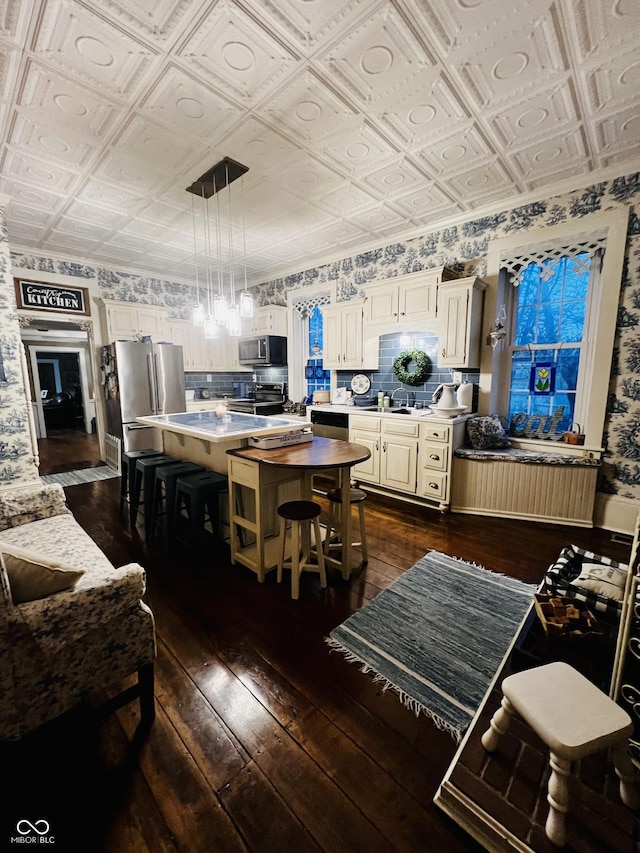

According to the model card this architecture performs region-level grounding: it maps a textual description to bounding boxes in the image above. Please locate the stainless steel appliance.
[310,408,349,440]
[227,382,286,415]
[238,335,287,366]
[103,340,185,452]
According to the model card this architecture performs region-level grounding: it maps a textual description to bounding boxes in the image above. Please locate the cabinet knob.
[430,454,440,460]
[441,347,446,357]
[382,442,386,452]
[429,482,439,490]
[400,311,405,316]
[376,440,379,451]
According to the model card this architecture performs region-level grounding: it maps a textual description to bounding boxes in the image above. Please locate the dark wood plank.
[7,433,631,852]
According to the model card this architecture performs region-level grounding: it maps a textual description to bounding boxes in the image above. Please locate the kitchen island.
[136,409,312,475]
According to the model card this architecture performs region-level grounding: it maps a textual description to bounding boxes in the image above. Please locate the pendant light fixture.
[186,157,254,335]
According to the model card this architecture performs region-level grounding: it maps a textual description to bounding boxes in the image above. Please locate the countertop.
[306,403,471,422]
[137,410,312,443]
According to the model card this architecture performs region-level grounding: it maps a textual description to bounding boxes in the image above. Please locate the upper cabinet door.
[437,278,486,369]
[399,277,437,322]
[364,268,449,332]
[366,283,398,326]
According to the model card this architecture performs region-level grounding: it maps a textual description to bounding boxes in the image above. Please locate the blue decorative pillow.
[466,415,511,450]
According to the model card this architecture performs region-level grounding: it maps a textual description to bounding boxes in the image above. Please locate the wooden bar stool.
[481,661,639,847]
[120,449,162,515]
[174,470,228,550]
[323,487,368,564]
[149,461,204,542]
[277,500,327,600]
[131,454,181,533]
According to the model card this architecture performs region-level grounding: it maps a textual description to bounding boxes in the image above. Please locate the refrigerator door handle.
[154,352,162,412]
[125,423,150,430]
[147,354,157,413]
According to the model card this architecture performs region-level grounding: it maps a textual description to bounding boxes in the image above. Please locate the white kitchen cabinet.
[246,305,288,336]
[418,418,467,510]
[436,277,486,369]
[100,299,170,343]
[170,320,248,372]
[350,415,419,495]
[322,299,378,370]
[364,268,457,331]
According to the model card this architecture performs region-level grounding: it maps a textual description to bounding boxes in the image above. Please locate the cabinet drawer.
[420,423,451,443]
[421,442,448,471]
[350,415,380,431]
[229,457,258,485]
[420,471,447,499]
[382,419,420,438]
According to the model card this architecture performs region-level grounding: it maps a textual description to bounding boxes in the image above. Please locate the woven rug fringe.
[326,636,463,741]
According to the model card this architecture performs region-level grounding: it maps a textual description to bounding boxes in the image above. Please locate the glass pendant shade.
[227,305,241,336]
[193,303,205,326]
[239,290,254,319]
[213,294,228,324]
[203,315,219,339]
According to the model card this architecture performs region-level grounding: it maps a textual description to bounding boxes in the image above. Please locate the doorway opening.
[20,317,102,475]
[36,351,85,434]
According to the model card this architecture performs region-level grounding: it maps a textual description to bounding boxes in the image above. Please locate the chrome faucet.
[391,387,409,407]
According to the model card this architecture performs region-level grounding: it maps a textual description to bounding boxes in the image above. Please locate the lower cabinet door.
[381,437,417,494]
[350,431,380,483]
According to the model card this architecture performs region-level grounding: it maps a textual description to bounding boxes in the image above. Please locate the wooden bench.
[451,447,600,527]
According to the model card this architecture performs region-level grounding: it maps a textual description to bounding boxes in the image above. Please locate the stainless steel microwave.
[237,335,287,366]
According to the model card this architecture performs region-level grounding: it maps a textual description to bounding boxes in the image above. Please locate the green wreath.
[393,349,432,386]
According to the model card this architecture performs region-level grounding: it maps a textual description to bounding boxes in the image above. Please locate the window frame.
[485,208,628,452]
[286,281,332,404]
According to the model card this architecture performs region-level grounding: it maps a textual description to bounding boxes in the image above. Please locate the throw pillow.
[570,557,627,602]
[466,415,511,450]
[0,541,84,604]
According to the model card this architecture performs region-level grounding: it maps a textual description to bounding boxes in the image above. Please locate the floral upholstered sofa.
[0,483,156,740]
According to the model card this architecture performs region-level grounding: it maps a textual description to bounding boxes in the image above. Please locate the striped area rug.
[327,550,536,742]
[41,466,120,487]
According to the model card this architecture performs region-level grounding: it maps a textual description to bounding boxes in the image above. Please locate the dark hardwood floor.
[2,435,631,851]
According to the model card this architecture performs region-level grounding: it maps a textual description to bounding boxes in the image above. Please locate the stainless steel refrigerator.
[103,340,185,453]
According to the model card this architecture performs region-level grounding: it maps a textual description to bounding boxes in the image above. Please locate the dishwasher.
[309,408,349,440]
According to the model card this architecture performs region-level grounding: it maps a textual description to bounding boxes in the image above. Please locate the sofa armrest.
[0,484,70,531]
[9,563,149,655]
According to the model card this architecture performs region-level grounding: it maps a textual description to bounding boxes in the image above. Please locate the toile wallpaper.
[6,171,640,501]
[0,208,39,486]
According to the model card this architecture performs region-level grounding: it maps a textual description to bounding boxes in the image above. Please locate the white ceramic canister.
[457,382,473,412]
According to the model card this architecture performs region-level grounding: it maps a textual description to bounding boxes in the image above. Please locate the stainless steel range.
[226,382,286,416]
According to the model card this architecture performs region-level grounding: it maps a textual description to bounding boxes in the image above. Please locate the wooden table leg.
[339,465,352,580]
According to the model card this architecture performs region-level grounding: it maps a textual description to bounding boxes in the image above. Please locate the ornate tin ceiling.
[0,0,638,285]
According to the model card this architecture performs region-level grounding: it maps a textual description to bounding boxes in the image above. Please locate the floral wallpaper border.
[7,171,640,499]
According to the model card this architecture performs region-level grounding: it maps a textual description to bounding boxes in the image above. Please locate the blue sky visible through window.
[508,254,590,434]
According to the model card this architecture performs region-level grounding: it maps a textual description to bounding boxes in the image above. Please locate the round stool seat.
[277,500,322,522]
[276,500,326,600]
[326,488,367,505]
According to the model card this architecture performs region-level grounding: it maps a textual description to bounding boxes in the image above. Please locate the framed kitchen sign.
[13,277,90,315]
